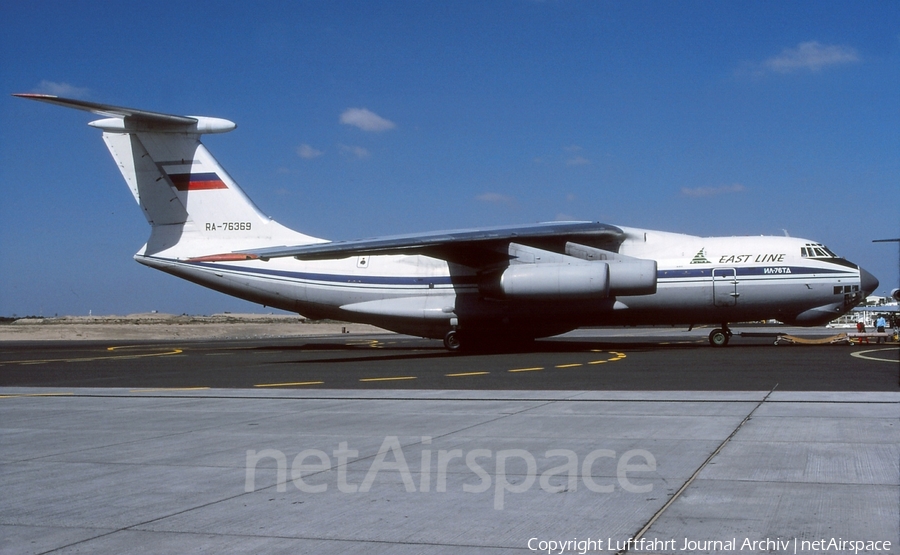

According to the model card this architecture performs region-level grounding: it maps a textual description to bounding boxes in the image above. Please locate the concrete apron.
[1,388,897,554]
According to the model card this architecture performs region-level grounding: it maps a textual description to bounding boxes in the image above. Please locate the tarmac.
[2,387,898,554]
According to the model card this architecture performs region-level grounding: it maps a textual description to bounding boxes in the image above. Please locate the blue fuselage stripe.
[659,266,852,280]
[186,259,465,285]
[176,258,856,288]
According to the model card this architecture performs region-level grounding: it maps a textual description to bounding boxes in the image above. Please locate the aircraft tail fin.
[15,94,319,255]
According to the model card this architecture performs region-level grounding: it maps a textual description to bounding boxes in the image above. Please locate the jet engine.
[478,242,658,300]
[565,242,657,296]
[892,288,900,303]
[498,262,610,299]
[483,259,658,300]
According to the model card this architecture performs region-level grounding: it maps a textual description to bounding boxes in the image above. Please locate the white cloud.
[765,41,859,73]
[681,183,746,197]
[561,145,591,166]
[476,192,516,206]
[340,144,370,159]
[339,108,396,132]
[566,156,591,167]
[741,41,861,76]
[297,144,323,159]
[35,81,89,98]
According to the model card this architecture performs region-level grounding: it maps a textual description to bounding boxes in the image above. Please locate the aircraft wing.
[231,221,626,266]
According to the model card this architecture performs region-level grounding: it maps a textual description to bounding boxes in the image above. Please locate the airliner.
[15,94,879,350]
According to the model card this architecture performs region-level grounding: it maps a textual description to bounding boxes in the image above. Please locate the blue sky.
[2,1,898,316]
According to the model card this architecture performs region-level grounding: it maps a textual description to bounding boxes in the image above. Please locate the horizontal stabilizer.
[13,94,235,134]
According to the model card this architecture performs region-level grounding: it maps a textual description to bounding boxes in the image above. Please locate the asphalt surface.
[2,330,897,391]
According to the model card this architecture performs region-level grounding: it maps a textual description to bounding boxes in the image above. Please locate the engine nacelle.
[498,262,610,299]
[565,242,657,296]
[892,288,900,303]
[608,259,657,296]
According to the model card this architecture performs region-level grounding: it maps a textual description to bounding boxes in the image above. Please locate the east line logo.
[718,254,787,264]
[690,249,711,264]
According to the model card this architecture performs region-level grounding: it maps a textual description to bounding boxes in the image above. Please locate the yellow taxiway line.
[1,348,184,366]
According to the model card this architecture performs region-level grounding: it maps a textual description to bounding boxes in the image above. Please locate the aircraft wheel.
[709,329,730,347]
[443,330,461,352]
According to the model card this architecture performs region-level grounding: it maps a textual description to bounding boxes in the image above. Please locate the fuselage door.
[713,268,738,307]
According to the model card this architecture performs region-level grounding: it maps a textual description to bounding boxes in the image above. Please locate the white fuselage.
[138,225,867,340]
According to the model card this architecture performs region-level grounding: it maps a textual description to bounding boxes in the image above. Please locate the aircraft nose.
[859,267,879,296]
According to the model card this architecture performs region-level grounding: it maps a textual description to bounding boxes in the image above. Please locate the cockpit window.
[801,243,837,258]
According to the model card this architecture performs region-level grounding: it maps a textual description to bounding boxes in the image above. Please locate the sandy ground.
[0,313,388,341]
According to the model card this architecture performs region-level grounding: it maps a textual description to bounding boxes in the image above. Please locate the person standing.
[875,315,887,343]
[856,321,870,344]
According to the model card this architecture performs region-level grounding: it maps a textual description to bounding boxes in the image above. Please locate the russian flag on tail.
[169,172,228,191]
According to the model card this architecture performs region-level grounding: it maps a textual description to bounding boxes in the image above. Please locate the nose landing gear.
[709,325,733,347]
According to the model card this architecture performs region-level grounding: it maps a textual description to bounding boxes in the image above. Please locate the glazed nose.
[859,267,879,296]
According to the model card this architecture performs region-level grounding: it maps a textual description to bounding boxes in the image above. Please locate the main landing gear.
[443,330,461,352]
[708,325,733,347]
[441,329,535,352]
